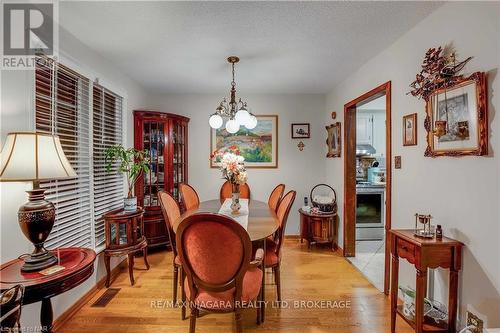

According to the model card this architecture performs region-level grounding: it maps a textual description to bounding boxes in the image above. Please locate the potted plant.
[105,145,150,211]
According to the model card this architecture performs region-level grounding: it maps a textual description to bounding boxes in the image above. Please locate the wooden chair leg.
[173,264,178,306]
[189,307,198,333]
[181,268,187,320]
[275,264,282,303]
[235,309,243,333]
[104,255,111,288]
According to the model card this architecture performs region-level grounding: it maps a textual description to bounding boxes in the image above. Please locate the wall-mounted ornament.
[291,123,310,139]
[408,45,487,157]
[326,122,341,158]
[297,141,305,151]
[331,111,337,120]
[403,113,417,146]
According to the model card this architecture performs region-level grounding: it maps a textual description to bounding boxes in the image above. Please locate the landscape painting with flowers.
[210,115,278,168]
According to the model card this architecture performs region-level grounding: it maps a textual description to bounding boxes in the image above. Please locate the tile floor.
[346,240,385,292]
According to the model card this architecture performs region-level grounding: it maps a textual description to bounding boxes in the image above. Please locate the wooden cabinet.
[356,114,373,145]
[299,209,338,251]
[134,110,189,249]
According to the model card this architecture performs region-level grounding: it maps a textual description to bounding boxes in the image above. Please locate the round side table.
[298,208,338,251]
[0,248,96,333]
[103,207,149,287]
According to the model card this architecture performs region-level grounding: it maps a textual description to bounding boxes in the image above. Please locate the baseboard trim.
[53,258,127,332]
[284,234,301,240]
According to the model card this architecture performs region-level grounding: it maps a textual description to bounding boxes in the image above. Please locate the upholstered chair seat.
[177,213,264,332]
[184,267,262,310]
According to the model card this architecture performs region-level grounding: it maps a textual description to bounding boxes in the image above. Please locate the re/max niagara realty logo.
[1,1,58,69]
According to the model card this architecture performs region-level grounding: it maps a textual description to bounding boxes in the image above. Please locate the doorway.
[343,81,392,294]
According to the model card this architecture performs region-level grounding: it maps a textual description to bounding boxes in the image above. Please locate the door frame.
[343,81,392,294]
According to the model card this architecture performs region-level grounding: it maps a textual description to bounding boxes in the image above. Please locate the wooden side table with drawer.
[389,229,463,333]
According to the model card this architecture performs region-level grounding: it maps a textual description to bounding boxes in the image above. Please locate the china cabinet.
[134,110,189,249]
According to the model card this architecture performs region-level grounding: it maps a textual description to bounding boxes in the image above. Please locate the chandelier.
[209,56,257,133]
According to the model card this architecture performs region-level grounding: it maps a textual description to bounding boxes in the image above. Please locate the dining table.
[173,199,279,323]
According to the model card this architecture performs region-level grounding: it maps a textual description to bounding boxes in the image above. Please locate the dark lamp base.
[21,250,58,272]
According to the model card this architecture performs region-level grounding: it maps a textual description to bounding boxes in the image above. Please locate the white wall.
[0,27,149,328]
[325,2,500,328]
[147,93,326,234]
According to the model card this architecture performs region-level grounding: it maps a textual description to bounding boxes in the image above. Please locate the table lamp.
[0,132,77,272]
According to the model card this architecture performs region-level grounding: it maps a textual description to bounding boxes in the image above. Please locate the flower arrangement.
[211,145,248,186]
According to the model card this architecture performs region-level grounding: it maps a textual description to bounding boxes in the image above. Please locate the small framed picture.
[291,123,310,139]
[326,122,341,158]
[403,113,417,146]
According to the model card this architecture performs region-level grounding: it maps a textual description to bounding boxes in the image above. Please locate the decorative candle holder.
[414,213,434,238]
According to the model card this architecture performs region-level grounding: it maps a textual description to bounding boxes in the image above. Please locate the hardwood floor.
[58,239,413,333]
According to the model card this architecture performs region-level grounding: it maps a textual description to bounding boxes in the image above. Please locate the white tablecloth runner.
[218,198,249,230]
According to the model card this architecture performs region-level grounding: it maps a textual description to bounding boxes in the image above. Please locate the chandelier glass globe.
[209,114,223,129]
[245,115,258,130]
[225,119,240,134]
[235,109,250,126]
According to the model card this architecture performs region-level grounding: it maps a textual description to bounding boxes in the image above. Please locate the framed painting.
[424,72,487,157]
[403,113,417,146]
[210,115,278,168]
[326,122,341,158]
[291,123,310,139]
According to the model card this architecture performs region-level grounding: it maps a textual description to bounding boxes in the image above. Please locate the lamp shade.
[0,132,77,182]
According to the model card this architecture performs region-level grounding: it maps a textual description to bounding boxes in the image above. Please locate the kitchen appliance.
[356,184,385,240]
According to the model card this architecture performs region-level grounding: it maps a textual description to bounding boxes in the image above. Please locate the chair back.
[176,213,251,302]
[0,284,24,332]
[179,183,200,211]
[159,191,180,257]
[268,184,285,212]
[274,190,296,257]
[220,181,251,203]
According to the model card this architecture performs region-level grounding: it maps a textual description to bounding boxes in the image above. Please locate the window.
[35,57,92,248]
[92,84,124,248]
[35,57,123,250]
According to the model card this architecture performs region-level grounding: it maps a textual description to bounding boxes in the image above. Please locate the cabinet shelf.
[396,305,448,333]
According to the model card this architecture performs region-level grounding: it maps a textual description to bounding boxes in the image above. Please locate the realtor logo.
[2,2,57,69]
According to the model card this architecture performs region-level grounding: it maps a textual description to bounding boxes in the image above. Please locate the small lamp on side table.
[0,132,77,272]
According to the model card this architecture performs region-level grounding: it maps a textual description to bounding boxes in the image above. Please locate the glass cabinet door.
[172,120,187,202]
[142,120,166,207]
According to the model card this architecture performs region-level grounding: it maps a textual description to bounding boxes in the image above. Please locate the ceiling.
[59,1,441,94]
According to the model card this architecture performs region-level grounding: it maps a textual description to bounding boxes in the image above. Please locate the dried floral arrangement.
[408,45,472,101]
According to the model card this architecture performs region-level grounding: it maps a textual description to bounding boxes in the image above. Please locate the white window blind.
[35,56,93,249]
[92,84,124,248]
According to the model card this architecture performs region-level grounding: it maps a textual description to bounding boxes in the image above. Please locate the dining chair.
[220,180,251,203]
[268,184,285,212]
[176,213,264,333]
[264,190,296,302]
[179,183,200,211]
[158,191,185,317]
[0,284,24,332]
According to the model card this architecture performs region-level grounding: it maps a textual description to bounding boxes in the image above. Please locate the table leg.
[260,238,266,323]
[41,298,53,333]
[104,255,111,288]
[415,268,427,333]
[143,246,150,270]
[128,253,135,286]
[390,254,399,333]
[448,268,459,333]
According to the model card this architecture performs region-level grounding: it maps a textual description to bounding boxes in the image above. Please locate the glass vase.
[230,183,241,213]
